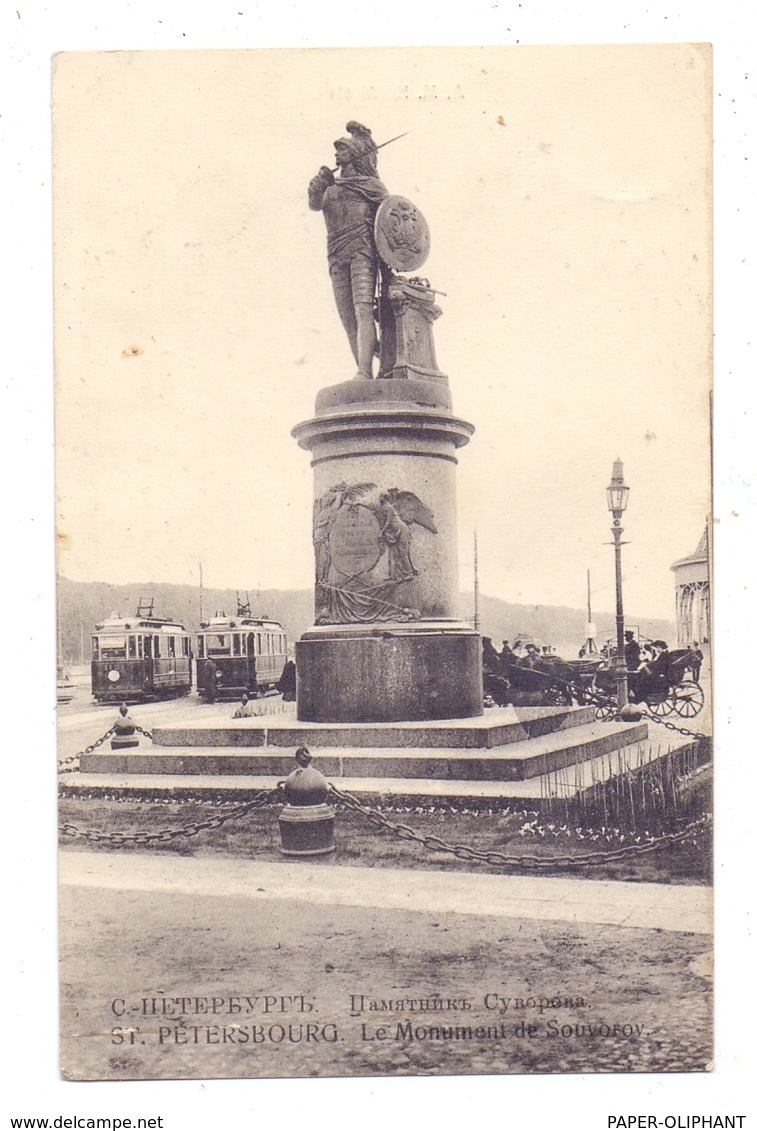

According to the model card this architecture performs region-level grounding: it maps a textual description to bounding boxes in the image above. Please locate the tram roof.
[199,616,283,630]
[94,614,188,633]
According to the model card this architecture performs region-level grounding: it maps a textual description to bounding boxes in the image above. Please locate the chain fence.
[58,721,156,776]
[57,726,116,774]
[328,784,711,869]
[578,682,710,744]
[637,710,710,743]
[59,784,284,845]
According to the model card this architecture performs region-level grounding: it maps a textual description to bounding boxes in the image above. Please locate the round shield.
[375,195,430,272]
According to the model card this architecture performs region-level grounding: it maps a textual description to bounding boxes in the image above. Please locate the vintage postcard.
[54,44,713,1082]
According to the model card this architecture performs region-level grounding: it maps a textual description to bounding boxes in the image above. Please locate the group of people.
[624,632,703,681]
[482,637,550,676]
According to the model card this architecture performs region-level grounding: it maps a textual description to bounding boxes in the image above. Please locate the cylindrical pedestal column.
[292,377,481,723]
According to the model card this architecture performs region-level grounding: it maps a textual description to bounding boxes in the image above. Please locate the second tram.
[91,601,193,702]
[196,611,287,702]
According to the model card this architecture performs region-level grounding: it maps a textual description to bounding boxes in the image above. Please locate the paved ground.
[59,849,713,1081]
[60,851,712,934]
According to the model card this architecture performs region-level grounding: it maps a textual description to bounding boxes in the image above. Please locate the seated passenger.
[482,636,501,675]
[631,641,670,703]
[520,643,542,669]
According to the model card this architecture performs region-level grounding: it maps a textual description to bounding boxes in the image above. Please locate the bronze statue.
[308,122,388,380]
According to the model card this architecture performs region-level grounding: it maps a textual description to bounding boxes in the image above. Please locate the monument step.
[150,704,596,751]
[80,719,647,782]
[65,735,695,807]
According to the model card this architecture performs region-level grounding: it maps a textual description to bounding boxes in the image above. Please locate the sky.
[53,45,711,622]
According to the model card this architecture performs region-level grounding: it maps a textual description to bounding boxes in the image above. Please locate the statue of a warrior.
[308,122,388,380]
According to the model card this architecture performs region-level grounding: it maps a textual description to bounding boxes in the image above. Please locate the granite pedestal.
[292,377,481,723]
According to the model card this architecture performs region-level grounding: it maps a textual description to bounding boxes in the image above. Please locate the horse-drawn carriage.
[589,647,704,720]
[483,653,584,708]
[482,643,704,720]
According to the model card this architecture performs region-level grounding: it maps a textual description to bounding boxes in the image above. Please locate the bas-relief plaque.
[50,44,715,1093]
[313,483,437,623]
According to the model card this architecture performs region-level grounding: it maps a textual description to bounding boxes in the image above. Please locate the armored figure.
[308,122,389,379]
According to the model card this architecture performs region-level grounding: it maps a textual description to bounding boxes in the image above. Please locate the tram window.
[182,636,189,657]
[100,635,127,659]
[254,633,261,654]
[137,636,145,659]
[168,636,176,658]
[232,634,242,657]
[240,633,247,656]
[144,636,152,658]
[208,634,229,656]
[197,636,205,658]
[92,637,99,660]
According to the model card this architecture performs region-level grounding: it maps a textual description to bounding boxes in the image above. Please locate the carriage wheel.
[646,695,675,717]
[674,680,705,718]
[590,676,615,719]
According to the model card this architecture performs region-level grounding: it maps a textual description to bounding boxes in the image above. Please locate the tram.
[91,600,192,702]
[196,604,287,702]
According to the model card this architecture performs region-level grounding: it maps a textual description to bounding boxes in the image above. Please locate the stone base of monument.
[61,706,710,814]
[296,621,482,723]
[64,723,703,811]
[110,734,139,750]
[146,703,596,752]
[278,803,336,856]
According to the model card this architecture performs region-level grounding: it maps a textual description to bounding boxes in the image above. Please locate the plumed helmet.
[334,121,378,175]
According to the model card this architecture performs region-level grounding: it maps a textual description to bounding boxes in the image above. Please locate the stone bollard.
[618,702,644,722]
[278,747,335,857]
[110,703,140,750]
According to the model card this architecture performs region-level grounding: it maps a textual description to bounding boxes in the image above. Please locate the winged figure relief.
[382,488,438,533]
[376,488,438,582]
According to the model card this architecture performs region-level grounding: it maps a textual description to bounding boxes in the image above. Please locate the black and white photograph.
[4,5,753,1124]
[51,44,714,1081]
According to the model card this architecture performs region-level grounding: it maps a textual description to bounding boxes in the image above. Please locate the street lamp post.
[606,458,630,710]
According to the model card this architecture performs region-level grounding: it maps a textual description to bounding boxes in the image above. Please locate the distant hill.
[459,592,677,657]
[57,577,677,663]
